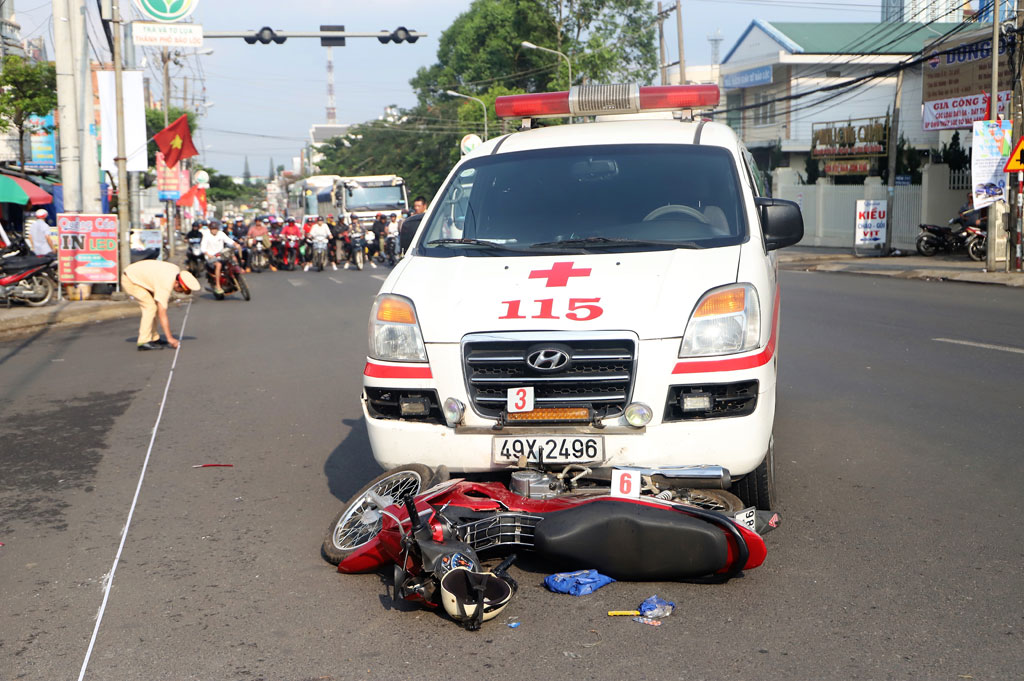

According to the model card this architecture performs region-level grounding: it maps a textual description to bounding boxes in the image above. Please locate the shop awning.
[0,174,53,205]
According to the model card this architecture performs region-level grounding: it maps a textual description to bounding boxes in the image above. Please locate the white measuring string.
[76,299,193,681]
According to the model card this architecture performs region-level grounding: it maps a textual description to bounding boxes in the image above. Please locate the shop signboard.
[723,65,773,90]
[156,151,180,200]
[132,0,199,23]
[57,214,119,283]
[811,117,889,159]
[970,119,1012,210]
[132,21,203,47]
[922,28,1015,130]
[824,158,872,175]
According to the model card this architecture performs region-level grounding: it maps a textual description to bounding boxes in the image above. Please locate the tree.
[0,55,58,170]
[145,107,195,167]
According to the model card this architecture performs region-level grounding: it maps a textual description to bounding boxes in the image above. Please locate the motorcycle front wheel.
[322,464,438,565]
[354,249,363,271]
[21,274,55,307]
[916,233,939,257]
[237,273,251,301]
[967,236,986,262]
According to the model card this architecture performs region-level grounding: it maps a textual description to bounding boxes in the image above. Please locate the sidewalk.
[0,296,140,341]
[778,247,1024,287]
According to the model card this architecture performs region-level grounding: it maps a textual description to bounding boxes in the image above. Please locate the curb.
[0,300,140,341]
[780,261,1024,287]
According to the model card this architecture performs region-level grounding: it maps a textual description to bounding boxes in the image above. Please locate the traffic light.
[320,25,345,47]
[245,27,286,45]
[378,26,418,44]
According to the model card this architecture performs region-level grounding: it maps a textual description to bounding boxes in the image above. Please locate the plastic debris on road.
[192,464,234,468]
[639,595,675,618]
[608,610,640,616]
[632,616,662,626]
[544,569,615,596]
[508,622,521,628]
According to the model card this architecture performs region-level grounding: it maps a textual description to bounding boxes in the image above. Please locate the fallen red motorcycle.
[323,464,778,626]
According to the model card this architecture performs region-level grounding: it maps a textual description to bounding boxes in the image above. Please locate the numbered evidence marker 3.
[507,386,535,413]
[610,468,641,499]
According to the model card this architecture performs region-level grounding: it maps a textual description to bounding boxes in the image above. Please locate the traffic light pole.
[202,29,426,42]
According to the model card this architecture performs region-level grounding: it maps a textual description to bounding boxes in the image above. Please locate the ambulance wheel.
[731,436,775,511]
[322,464,436,565]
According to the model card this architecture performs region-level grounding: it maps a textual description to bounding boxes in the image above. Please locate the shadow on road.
[323,416,382,503]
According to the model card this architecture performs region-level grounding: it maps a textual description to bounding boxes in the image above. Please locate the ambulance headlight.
[368,294,428,362]
[679,284,761,357]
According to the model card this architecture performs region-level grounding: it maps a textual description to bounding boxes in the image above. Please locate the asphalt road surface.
[1,265,1022,681]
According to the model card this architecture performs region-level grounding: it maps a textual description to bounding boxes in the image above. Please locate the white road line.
[77,301,193,681]
[287,278,306,287]
[933,338,1024,355]
[329,276,345,284]
[371,274,387,281]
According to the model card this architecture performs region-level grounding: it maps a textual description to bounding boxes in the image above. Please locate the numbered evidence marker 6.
[507,386,534,413]
[610,468,641,499]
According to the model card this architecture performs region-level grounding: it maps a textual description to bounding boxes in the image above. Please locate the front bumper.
[362,337,777,475]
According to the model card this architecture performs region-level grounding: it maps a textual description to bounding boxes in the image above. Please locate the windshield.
[343,184,406,211]
[417,144,747,256]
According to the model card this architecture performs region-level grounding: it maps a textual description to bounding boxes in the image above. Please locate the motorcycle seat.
[0,254,54,272]
[532,498,729,580]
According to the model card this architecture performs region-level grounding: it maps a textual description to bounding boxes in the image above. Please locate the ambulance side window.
[742,148,767,198]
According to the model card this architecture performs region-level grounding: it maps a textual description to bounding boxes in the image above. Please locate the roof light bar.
[494,84,721,119]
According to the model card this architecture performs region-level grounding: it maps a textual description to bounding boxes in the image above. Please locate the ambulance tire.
[731,436,775,511]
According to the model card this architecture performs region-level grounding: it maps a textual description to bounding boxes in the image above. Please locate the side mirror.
[755,197,803,251]
[400,212,424,253]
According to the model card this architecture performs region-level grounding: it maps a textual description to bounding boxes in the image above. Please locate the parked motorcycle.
[323,464,778,627]
[965,225,986,262]
[186,237,205,278]
[0,254,57,307]
[916,218,972,256]
[310,235,329,272]
[205,250,250,301]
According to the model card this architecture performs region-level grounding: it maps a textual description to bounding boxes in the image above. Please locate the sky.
[8,0,922,175]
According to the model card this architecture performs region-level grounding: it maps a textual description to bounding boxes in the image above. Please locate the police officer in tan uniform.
[121,260,201,351]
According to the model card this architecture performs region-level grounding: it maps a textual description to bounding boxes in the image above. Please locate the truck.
[320,175,409,226]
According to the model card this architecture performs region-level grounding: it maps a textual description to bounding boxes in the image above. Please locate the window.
[752,92,776,126]
[418,144,748,257]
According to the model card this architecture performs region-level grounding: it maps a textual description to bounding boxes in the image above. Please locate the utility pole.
[675,1,685,84]
[53,0,81,213]
[883,68,903,256]
[657,2,667,85]
[1015,0,1023,270]
[125,21,142,236]
[69,0,101,213]
[987,4,1001,272]
[112,0,130,280]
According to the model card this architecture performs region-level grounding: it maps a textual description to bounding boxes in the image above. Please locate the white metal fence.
[949,168,971,191]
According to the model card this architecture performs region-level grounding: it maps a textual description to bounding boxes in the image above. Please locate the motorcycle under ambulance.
[360,84,803,512]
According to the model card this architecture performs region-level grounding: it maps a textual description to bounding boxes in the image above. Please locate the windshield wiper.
[529,237,700,250]
[427,238,519,251]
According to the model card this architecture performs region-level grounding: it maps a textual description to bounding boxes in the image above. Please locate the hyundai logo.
[526,347,570,372]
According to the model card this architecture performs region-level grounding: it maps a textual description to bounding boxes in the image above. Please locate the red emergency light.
[495,84,720,119]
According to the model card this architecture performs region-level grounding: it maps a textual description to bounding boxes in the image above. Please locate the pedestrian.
[27,208,56,256]
[412,196,427,215]
[120,260,200,351]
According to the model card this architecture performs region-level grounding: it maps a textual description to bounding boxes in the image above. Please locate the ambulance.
[360,84,803,510]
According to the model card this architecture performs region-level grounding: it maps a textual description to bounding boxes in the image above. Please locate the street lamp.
[444,90,487,140]
[520,40,572,90]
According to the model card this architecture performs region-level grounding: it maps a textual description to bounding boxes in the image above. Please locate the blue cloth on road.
[544,569,615,596]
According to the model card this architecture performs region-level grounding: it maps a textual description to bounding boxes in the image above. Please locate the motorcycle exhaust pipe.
[617,465,731,489]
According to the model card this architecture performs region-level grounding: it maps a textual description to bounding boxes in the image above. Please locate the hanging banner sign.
[156,151,181,200]
[132,21,203,47]
[854,199,886,248]
[132,0,199,23]
[922,28,1016,130]
[971,119,1012,210]
[57,214,119,283]
[25,112,57,171]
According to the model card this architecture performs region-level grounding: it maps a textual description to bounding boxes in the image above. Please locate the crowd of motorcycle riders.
[184,206,421,295]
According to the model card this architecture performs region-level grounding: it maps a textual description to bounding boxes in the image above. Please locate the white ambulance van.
[361,84,803,510]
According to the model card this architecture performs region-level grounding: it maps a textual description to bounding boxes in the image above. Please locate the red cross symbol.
[529,261,592,287]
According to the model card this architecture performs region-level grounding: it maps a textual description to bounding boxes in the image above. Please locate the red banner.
[57,214,119,283]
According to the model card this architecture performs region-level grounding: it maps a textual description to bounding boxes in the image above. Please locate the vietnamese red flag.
[153,114,198,168]
[176,186,208,214]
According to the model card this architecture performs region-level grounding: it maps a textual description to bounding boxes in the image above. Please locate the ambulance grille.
[463,337,637,420]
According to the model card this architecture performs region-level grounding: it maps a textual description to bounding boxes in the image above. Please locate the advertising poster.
[922,28,1015,130]
[57,214,119,283]
[971,120,1012,210]
[854,199,886,249]
[156,151,181,200]
[25,112,57,171]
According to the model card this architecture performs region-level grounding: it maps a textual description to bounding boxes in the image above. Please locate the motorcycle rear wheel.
[916,233,938,257]
[22,274,55,307]
[237,273,251,301]
[322,464,437,565]
[967,236,986,262]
